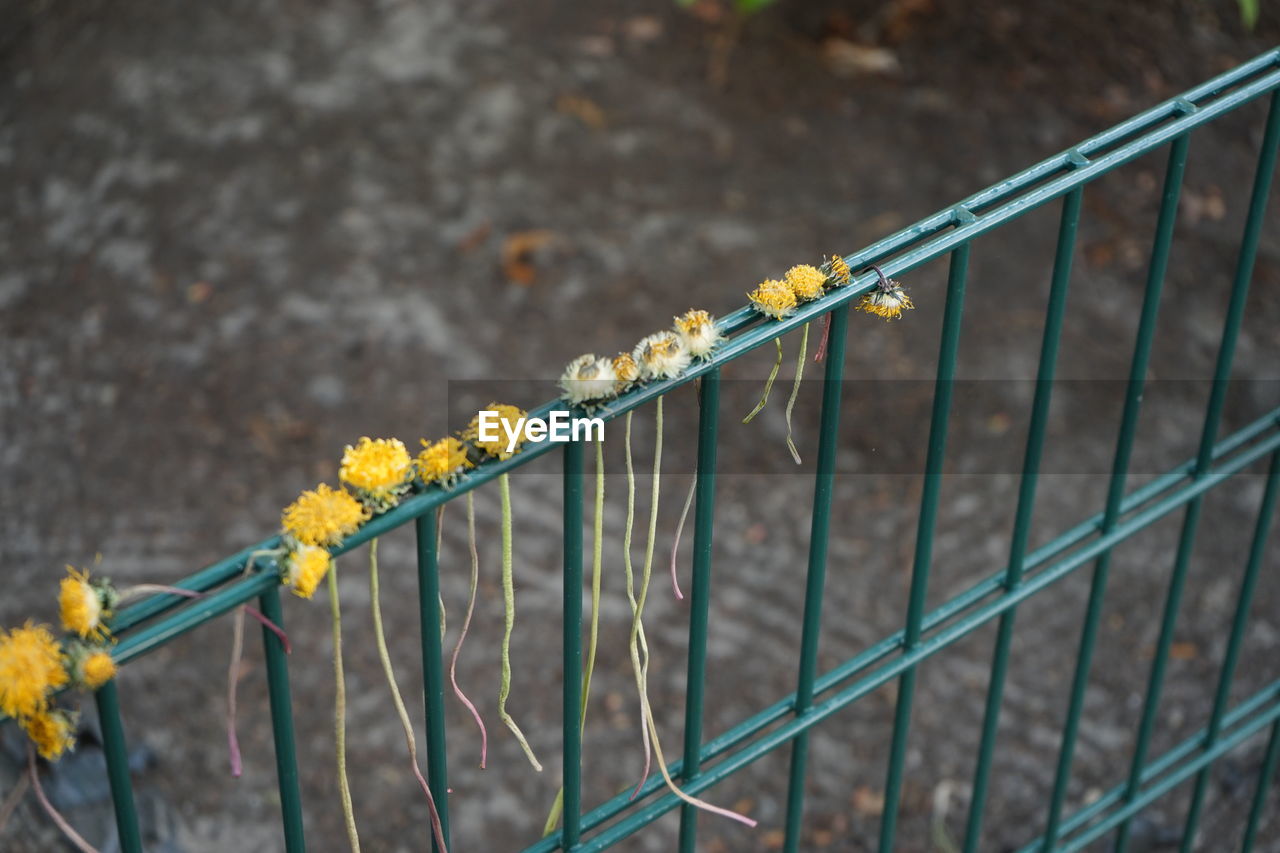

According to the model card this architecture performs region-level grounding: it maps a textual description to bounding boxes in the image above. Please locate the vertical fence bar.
[677,368,722,853]
[1040,131,1191,850]
[878,242,971,853]
[96,679,143,853]
[259,583,307,852]
[1240,719,1280,852]
[780,305,851,853]
[1116,91,1280,853]
[963,187,1082,852]
[562,432,586,850]
[416,511,451,852]
[1180,452,1280,849]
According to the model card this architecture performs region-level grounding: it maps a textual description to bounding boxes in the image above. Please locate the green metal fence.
[58,48,1280,851]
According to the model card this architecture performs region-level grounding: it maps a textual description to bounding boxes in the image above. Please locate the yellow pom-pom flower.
[825,254,851,286]
[0,622,69,719]
[339,436,414,512]
[559,354,619,407]
[417,437,472,487]
[283,545,332,600]
[67,646,117,690]
[282,483,370,547]
[859,279,915,321]
[612,352,640,393]
[59,566,114,642]
[464,403,530,460]
[22,708,77,761]
[748,279,797,320]
[634,331,691,381]
[674,309,723,359]
[784,265,827,302]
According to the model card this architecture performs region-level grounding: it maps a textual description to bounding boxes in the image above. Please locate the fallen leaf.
[557,94,607,130]
[762,829,786,849]
[1171,642,1199,661]
[852,784,885,816]
[187,281,213,303]
[501,230,559,285]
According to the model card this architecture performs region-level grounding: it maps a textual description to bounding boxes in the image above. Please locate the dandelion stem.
[669,474,696,601]
[369,539,449,853]
[451,492,489,769]
[544,431,607,835]
[622,411,652,797]
[27,746,99,853]
[814,312,832,362]
[743,337,784,424]
[436,506,447,645]
[627,398,756,828]
[328,561,360,852]
[122,585,290,652]
[498,472,543,772]
[226,597,246,778]
[783,322,809,465]
[0,771,30,837]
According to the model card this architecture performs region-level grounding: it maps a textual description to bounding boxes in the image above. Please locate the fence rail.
[37,47,1280,852]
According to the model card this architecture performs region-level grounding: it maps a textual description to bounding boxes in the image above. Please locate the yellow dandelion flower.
[77,649,117,690]
[464,403,530,460]
[0,622,69,719]
[59,566,112,642]
[282,483,370,547]
[634,331,691,381]
[826,254,851,286]
[748,279,797,320]
[283,545,332,600]
[859,286,915,321]
[784,265,827,302]
[417,437,472,486]
[560,354,619,406]
[674,309,723,359]
[339,437,414,511]
[21,709,77,761]
[612,352,640,393]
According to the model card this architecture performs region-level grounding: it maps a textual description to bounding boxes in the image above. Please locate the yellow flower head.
[633,331,691,381]
[21,709,77,761]
[674,309,723,359]
[859,284,915,320]
[559,354,619,406]
[748,279,797,320]
[417,437,472,487]
[282,483,370,547]
[825,255,851,286]
[612,352,640,392]
[67,645,117,690]
[340,437,414,511]
[464,403,529,460]
[59,566,114,642]
[0,622,69,719]
[784,265,827,302]
[283,545,332,600]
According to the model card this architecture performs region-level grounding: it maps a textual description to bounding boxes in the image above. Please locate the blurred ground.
[3,0,1280,850]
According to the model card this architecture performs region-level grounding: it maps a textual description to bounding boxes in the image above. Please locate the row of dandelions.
[0,561,289,853]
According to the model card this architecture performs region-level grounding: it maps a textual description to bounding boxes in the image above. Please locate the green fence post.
[879,239,971,853]
[416,511,451,851]
[96,679,143,853]
[1240,719,1280,852]
[780,305,851,853]
[563,430,586,850]
[259,583,307,852]
[677,368,722,853]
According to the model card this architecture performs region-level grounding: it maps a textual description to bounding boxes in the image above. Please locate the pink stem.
[227,604,246,778]
[133,585,291,654]
[28,746,99,853]
[813,312,832,362]
[669,475,697,601]
[451,496,489,768]
[409,761,449,853]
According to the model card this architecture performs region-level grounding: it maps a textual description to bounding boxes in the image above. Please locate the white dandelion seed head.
[674,309,724,359]
[559,353,619,404]
[633,331,692,381]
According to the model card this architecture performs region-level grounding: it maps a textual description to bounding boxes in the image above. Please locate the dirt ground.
[3,0,1280,850]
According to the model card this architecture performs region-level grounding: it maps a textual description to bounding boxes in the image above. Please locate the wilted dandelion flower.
[340,437,414,512]
[823,254,851,286]
[674,309,723,359]
[634,331,691,381]
[465,403,529,460]
[559,354,619,406]
[612,352,640,393]
[417,437,472,487]
[748,279,797,320]
[67,645,116,690]
[784,265,827,302]
[0,622,69,719]
[283,545,333,600]
[859,266,914,320]
[22,708,77,761]
[58,566,116,642]
[282,483,370,547]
